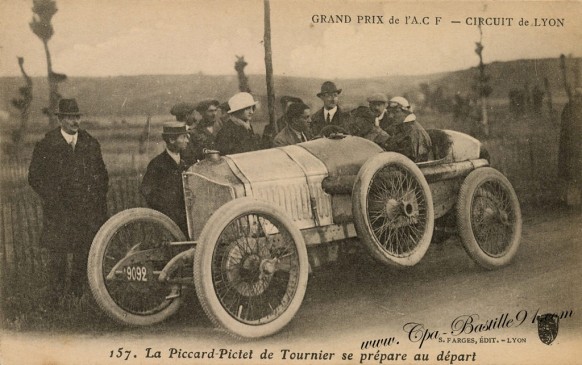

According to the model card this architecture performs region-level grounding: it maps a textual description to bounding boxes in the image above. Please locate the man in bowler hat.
[28,98,109,302]
[141,122,191,235]
[311,81,350,137]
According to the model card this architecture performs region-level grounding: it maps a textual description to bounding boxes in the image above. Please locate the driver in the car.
[382,96,432,163]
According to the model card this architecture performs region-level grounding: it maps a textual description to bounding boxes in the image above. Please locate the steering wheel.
[317,125,349,139]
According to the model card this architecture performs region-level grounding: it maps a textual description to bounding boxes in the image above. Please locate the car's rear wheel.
[194,198,308,338]
[456,167,522,269]
[353,152,434,266]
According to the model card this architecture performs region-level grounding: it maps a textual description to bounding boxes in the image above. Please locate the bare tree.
[234,55,251,93]
[11,57,33,154]
[29,0,67,128]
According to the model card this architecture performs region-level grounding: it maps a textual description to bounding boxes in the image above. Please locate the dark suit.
[377,112,396,133]
[183,125,216,164]
[262,115,288,148]
[141,151,189,235]
[28,127,109,297]
[310,107,350,136]
[215,119,263,155]
[273,126,309,147]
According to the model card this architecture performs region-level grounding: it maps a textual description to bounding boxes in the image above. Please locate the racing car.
[87,129,521,338]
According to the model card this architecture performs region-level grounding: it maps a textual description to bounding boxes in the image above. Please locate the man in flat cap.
[347,106,390,146]
[215,92,263,155]
[262,95,304,147]
[170,102,196,127]
[273,102,312,147]
[28,98,109,303]
[141,122,191,235]
[183,99,220,164]
[383,96,432,162]
[368,93,392,132]
[311,81,350,137]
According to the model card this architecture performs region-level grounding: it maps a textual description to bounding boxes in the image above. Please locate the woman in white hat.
[215,92,263,155]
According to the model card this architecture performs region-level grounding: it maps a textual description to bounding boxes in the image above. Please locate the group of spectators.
[162,80,432,166]
[27,81,433,304]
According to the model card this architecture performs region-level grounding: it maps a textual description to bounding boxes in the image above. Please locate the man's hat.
[196,99,220,113]
[317,81,342,97]
[389,96,412,111]
[170,102,196,117]
[55,98,82,116]
[367,93,388,103]
[162,121,189,136]
[227,92,258,114]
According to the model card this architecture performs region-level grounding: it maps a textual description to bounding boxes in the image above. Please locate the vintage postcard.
[0,0,581,364]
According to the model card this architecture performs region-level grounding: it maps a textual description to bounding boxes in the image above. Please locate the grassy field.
[0,100,566,332]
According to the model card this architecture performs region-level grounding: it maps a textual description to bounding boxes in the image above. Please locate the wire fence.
[1,171,145,277]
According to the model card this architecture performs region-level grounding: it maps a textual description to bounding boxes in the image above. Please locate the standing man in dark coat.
[310,81,350,137]
[28,98,109,301]
[141,122,191,235]
[215,92,263,155]
[273,102,312,147]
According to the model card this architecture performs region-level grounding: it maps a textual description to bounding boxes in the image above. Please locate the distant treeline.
[0,57,577,121]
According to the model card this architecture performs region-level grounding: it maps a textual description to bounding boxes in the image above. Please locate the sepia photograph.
[0,0,581,364]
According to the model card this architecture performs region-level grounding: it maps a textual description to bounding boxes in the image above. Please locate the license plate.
[123,264,152,282]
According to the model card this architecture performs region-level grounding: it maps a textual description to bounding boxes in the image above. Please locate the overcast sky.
[0,0,580,78]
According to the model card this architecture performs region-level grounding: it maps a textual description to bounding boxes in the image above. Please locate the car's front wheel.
[194,198,309,338]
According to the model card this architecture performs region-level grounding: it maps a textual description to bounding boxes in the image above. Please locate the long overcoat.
[140,151,189,235]
[28,128,109,251]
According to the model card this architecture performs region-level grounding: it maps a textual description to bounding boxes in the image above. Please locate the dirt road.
[2,208,581,365]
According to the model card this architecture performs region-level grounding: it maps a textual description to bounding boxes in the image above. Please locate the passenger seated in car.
[382,97,432,163]
[347,106,390,146]
[273,102,312,146]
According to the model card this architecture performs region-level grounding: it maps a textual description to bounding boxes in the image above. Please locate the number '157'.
[109,348,133,360]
